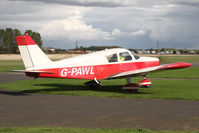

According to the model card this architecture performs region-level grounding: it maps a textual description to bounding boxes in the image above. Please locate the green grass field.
[0,56,199,100]
[149,67,199,79]
[0,78,198,100]
[0,127,197,133]
[157,56,199,63]
[0,60,24,72]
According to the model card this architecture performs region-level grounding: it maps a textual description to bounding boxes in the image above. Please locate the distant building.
[138,50,150,54]
[74,49,86,54]
[188,50,195,54]
[43,47,55,53]
[66,49,75,54]
[66,49,89,54]
[151,50,156,54]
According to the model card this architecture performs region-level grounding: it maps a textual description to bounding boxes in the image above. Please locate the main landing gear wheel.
[122,83,139,93]
[84,78,101,89]
[122,77,140,93]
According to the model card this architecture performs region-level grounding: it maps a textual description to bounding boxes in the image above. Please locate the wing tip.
[160,62,192,69]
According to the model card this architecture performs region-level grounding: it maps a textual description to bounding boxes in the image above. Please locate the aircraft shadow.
[0,90,30,96]
[19,83,151,95]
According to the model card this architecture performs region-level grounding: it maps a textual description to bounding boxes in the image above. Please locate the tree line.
[75,45,121,51]
[0,28,42,54]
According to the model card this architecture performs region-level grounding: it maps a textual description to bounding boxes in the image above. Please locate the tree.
[4,28,13,53]
[173,50,177,54]
[0,29,6,53]
[13,29,22,53]
[0,28,42,54]
[195,50,199,54]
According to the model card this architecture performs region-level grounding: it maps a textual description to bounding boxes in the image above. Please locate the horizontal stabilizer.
[11,70,54,74]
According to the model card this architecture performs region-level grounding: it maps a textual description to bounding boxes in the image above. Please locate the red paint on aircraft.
[159,62,192,69]
[15,35,36,46]
[27,60,160,79]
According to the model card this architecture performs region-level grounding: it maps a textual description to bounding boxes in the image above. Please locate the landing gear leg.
[84,78,101,89]
[126,76,131,84]
[122,77,140,92]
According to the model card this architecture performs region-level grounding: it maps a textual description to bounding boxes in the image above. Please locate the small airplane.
[13,34,191,92]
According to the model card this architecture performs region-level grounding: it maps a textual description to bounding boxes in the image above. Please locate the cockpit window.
[131,51,140,60]
[107,53,118,63]
[119,52,132,62]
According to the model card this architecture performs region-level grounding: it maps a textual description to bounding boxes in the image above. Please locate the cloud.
[171,0,199,7]
[1,1,112,42]
[111,28,126,36]
[40,17,112,41]
[9,0,135,7]
[112,28,146,38]
[130,30,146,37]
[2,0,199,49]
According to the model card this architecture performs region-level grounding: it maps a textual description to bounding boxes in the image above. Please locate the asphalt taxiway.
[0,74,198,130]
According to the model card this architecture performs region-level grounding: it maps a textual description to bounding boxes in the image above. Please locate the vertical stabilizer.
[15,34,52,69]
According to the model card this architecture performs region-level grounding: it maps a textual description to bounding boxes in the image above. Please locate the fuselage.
[26,48,160,80]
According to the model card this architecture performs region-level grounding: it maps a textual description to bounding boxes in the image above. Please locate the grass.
[158,56,199,63]
[0,57,198,100]
[0,60,24,72]
[149,67,199,79]
[0,78,199,100]
[0,127,197,133]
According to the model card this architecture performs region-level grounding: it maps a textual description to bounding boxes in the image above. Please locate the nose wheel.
[139,78,151,88]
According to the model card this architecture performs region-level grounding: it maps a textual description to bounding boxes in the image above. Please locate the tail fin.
[15,34,52,69]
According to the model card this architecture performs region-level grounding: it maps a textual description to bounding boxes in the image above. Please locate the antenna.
[157,40,159,50]
[75,40,78,49]
[157,40,159,54]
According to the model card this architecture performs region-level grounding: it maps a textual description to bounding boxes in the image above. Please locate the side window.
[119,52,132,62]
[107,54,118,63]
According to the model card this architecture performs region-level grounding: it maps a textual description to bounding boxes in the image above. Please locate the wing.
[107,62,191,79]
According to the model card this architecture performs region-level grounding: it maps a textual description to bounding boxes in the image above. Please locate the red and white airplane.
[14,34,191,91]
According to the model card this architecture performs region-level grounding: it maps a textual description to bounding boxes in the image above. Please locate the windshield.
[131,51,140,60]
[119,52,132,62]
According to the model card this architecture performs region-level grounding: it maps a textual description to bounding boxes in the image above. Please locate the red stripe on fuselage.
[26,61,160,80]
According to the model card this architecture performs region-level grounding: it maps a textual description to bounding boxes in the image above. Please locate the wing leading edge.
[107,62,191,79]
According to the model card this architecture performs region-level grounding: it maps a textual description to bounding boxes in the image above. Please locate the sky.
[1,0,199,49]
